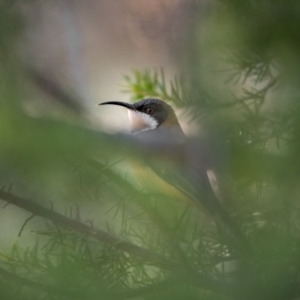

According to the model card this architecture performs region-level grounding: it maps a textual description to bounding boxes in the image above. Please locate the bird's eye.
[145,107,153,114]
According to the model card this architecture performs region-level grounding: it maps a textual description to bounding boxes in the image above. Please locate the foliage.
[1,1,300,300]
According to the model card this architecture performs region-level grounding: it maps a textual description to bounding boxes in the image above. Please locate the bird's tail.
[210,198,250,253]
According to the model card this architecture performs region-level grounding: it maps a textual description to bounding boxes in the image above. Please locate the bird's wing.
[133,128,217,212]
[146,159,218,215]
[133,129,247,246]
[147,159,248,245]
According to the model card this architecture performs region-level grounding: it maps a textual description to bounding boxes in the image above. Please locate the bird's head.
[99,98,182,134]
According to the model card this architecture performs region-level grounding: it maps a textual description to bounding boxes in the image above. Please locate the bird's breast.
[130,157,193,205]
[128,110,158,133]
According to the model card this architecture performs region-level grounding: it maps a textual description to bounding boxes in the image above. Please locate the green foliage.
[122,69,213,120]
[1,1,300,300]
[122,69,190,106]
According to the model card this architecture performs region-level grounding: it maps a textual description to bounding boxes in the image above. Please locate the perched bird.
[99,98,246,244]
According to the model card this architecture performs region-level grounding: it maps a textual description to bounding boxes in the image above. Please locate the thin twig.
[2,202,9,209]
[18,214,35,237]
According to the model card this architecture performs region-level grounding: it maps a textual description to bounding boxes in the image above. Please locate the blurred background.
[21,0,198,130]
[1,0,300,299]
[0,0,197,247]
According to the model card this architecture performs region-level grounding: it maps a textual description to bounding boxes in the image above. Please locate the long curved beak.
[98,101,135,110]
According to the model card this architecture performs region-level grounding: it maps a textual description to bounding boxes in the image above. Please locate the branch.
[0,190,241,297]
[216,76,279,110]
[18,214,35,237]
[0,190,169,268]
[0,265,179,300]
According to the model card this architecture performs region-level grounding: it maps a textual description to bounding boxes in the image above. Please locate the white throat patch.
[128,110,158,134]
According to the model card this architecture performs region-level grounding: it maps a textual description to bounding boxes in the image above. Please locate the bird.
[99,98,247,246]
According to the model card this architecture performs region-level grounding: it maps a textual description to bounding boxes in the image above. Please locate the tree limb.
[0,190,241,297]
[0,190,169,268]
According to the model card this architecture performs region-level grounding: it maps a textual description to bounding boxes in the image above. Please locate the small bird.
[99,98,246,244]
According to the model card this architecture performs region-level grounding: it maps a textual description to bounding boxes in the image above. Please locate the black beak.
[98,101,135,110]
